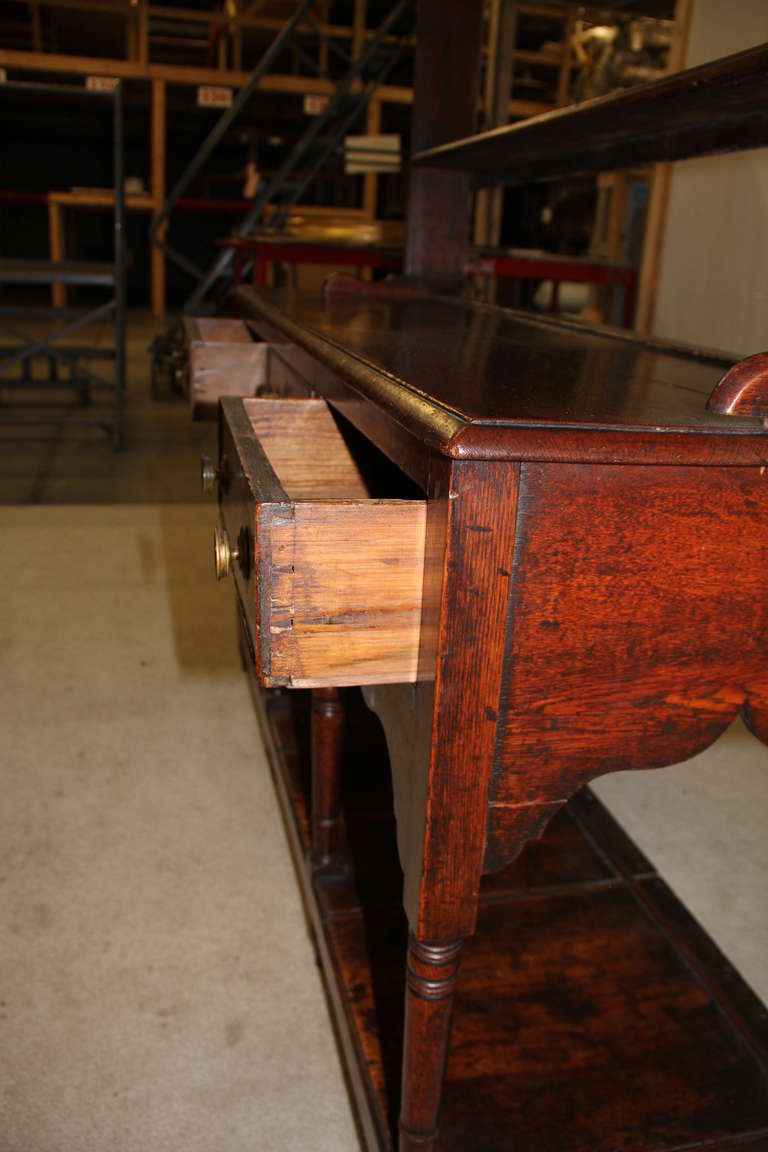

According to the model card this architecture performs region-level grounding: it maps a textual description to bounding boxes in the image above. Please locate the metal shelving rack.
[0,79,126,448]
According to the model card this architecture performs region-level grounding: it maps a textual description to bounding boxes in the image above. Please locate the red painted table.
[467,247,637,328]
[220,234,404,287]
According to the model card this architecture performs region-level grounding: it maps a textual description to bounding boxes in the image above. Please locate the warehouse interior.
[1,2,767,1151]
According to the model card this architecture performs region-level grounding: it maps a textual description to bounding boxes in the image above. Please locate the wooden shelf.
[49,190,158,211]
[413,44,768,186]
[253,685,768,1152]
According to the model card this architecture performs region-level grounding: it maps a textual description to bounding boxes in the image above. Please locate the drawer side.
[264,500,427,687]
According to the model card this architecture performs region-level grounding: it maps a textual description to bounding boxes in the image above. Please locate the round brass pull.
[201,455,217,495]
[213,527,239,580]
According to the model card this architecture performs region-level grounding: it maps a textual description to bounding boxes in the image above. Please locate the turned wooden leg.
[310,687,344,873]
[399,936,463,1151]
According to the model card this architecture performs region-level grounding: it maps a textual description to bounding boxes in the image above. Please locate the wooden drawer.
[184,318,268,418]
[218,397,427,688]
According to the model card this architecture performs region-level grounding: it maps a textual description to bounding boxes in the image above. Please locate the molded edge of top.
[232,287,768,468]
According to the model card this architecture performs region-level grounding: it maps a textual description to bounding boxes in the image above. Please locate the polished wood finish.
[404,0,483,288]
[413,44,768,186]
[709,351,768,418]
[399,937,462,1151]
[219,397,427,687]
[486,460,768,869]
[217,285,768,1148]
[253,687,768,1152]
[310,687,344,873]
[233,287,766,465]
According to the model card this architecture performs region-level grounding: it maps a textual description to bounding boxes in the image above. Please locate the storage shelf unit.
[413,43,768,185]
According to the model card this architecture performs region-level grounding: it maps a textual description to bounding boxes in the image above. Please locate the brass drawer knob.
[201,455,217,495]
[214,527,239,581]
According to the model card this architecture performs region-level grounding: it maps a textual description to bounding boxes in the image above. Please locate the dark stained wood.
[217,289,768,1148]
[404,0,483,288]
[487,462,768,870]
[407,460,521,939]
[412,44,768,187]
[375,457,518,1151]
[232,287,768,466]
[256,687,768,1152]
[210,29,768,1146]
[709,352,768,418]
[310,687,344,873]
[399,937,463,1151]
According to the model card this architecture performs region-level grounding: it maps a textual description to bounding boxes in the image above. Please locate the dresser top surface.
[235,287,768,464]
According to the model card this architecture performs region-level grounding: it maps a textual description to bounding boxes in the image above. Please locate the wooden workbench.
[47,190,160,313]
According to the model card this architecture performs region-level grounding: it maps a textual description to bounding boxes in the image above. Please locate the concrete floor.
[0,313,766,1151]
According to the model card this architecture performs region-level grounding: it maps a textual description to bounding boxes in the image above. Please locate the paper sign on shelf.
[303,94,329,115]
[86,76,119,91]
[198,86,233,108]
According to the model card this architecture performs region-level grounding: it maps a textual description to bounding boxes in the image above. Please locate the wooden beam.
[137,0,148,66]
[317,0,329,76]
[352,0,366,62]
[151,78,166,319]
[362,98,381,221]
[556,6,575,106]
[30,3,42,51]
[126,7,138,60]
[48,199,67,308]
[0,47,414,103]
[635,0,692,334]
[231,20,242,72]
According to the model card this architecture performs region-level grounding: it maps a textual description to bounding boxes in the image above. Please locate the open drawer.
[217,397,427,688]
[184,318,269,418]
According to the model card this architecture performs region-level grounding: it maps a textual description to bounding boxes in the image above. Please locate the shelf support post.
[404,0,484,290]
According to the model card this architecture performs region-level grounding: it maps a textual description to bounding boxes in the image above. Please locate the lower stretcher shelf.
[253,684,768,1152]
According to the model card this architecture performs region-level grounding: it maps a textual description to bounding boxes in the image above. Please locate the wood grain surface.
[259,688,768,1152]
[709,351,768,418]
[487,461,768,870]
[220,398,427,688]
[233,288,768,466]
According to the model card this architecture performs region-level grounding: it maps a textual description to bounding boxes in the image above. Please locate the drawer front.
[217,397,427,688]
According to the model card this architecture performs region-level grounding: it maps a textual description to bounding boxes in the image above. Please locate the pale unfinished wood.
[244,397,369,500]
[223,397,427,688]
[186,318,268,416]
[267,499,426,687]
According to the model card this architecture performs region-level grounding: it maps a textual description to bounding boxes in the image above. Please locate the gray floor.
[0,314,766,1151]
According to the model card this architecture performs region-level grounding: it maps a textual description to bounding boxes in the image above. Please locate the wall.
[652,0,768,355]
